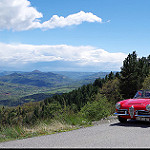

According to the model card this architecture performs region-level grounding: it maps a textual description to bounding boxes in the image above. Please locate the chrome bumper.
[114,112,129,116]
[114,109,150,118]
[114,109,129,116]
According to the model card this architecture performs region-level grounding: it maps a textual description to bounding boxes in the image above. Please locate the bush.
[100,78,123,103]
[142,74,150,89]
[80,93,111,121]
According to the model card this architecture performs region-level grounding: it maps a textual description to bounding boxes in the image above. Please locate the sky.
[0,0,150,72]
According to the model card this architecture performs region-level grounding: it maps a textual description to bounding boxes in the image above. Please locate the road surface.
[1,118,150,148]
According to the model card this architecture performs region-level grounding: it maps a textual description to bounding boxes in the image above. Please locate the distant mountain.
[53,71,109,84]
[0,70,110,106]
[79,72,109,79]
[0,71,23,76]
[52,71,96,80]
[52,71,109,80]
[0,70,73,88]
[0,70,78,106]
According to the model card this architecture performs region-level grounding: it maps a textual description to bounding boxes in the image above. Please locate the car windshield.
[134,90,150,99]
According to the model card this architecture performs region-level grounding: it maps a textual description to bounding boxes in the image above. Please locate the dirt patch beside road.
[92,115,118,126]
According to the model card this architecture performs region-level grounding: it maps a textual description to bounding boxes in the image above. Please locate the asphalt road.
[1,118,150,148]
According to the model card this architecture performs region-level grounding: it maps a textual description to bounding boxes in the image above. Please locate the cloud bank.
[0,0,103,31]
[0,43,127,71]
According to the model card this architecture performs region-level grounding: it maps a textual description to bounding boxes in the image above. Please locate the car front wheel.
[118,116,127,123]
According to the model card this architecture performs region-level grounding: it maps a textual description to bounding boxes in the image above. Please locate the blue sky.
[0,0,150,72]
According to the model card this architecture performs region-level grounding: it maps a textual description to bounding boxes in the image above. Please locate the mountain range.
[0,70,109,106]
[0,70,72,87]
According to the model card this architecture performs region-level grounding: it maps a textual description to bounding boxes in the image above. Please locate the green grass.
[0,118,91,143]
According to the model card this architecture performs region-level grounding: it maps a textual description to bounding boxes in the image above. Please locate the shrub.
[142,74,150,89]
[80,93,111,121]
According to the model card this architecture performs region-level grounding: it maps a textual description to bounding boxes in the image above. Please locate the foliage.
[80,94,111,121]
[120,51,150,99]
[100,78,123,104]
[142,74,150,89]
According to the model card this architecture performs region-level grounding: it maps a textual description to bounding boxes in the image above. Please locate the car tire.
[118,116,127,123]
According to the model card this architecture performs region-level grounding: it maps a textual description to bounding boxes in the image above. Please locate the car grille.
[136,110,150,116]
[117,109,128,115]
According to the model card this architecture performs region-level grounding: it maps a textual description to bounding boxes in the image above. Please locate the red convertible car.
[114,90,150,123]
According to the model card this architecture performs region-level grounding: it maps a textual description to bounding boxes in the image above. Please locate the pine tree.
[120,51,150,99]
[120,51,138,98]
[108,71,115,80]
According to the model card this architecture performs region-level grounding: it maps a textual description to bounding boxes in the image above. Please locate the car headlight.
[115,103,121,109]
[146,104,150,111]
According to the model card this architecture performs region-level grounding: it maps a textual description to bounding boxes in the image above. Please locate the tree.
[93,78,103,88]
[142,74,150,89]
[120,51,150,99]
[100,78,123,103]
[136,57,149,88]
[120,51,138,98]
[115,72,120,79]
[108,71,115,80]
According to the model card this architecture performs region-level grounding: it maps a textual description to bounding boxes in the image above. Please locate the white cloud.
[0,0,103,31]
[0,42,127,71]
[41,11,102,30]
[0,0,42,31]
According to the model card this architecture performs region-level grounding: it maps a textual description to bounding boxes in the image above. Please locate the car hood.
[121,98,150,107]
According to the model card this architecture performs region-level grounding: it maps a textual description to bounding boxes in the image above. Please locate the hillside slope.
[0,70,110,106]
[0,70,73,87]
[0,70,79,106]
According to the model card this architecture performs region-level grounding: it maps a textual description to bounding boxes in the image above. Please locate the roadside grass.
[0,116,92,143]
[0,94,112,143]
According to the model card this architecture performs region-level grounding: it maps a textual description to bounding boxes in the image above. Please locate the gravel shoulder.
[92,115,118,126]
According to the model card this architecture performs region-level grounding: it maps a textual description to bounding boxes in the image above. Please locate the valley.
[0,70,109,106]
